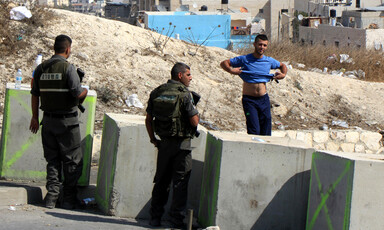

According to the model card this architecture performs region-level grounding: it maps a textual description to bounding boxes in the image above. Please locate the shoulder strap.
[41,59,68,72]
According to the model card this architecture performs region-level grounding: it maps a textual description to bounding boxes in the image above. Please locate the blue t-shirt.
[230,54,281,83]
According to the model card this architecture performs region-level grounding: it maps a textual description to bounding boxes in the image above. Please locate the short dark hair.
[171,62,190,80]
[54,34,72,54]
[255,34,268,43]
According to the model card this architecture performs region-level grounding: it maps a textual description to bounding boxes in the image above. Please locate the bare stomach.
[242,82,267,97]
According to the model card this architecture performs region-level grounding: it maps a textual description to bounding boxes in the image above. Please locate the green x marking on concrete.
[307,158,352,230]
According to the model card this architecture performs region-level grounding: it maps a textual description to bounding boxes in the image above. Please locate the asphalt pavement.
[0,179,185,230]
[0,203,154,230]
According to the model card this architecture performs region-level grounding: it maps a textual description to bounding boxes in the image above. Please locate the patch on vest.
[41,73,62,80]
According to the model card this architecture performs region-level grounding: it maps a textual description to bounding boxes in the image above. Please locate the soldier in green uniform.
[29,35,88,209]
[145,62,199,228]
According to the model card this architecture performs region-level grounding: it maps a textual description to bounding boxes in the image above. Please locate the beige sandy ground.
[1,9,384,135]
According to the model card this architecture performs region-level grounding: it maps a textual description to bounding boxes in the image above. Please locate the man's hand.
[150,138,159,148]
[29,118,39,134]
[230,67,242,75]
[273,71,286,80]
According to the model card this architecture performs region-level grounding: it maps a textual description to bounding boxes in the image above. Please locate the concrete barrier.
[95,113,207,219]
[306,151,384,230]
[198,131,315,230]
[0,83,97,186]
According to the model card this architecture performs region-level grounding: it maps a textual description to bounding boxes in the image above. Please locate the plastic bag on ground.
[125,94,144,108]
[10,6,32,20]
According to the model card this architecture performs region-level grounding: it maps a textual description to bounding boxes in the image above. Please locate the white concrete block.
[355,144,366,153]
[0,83,97,186]
[346,131,360,143]
[330,131,346,141]
[96,113,207,219]
[326,142,340,152]
[360,132,382,151]
[314,143,325,150]
[341,143,355,153]
[198,131,314,229]
[313,131,329,143]
[286,130,297,140]
[296,132,313,147]
[272,130,286,138]
[307,151,384,230]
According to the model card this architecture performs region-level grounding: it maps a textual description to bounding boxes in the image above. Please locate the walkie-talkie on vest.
[77,68,86,113]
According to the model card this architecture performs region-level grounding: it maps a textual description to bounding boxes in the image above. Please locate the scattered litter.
[251,137,266,142]
[76,52,89,61]
[10,6,32,20]
[308,68,322,73]
[320,124,328,130]
[8,205,16,211]
[204,227,220,230]
[125,94,144,108]
[330,70,343,76]
[343,69,365,79]
[82,198,96,205]
[323,67,328,73]
[332,120,349,128]
[339,54,354,64]
[297,63,305,68]
[326,54,337,62]
[274,121,282,125]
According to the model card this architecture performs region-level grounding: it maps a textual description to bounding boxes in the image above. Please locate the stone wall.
[272,130,384,154]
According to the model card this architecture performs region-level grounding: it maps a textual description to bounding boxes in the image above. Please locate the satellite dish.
[193,3,198,8]
[298,14,303,21]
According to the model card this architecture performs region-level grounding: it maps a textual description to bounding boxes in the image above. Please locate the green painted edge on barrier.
[305,152,316,230]
[0,88,96,186]
[0,88,11,177]
[0,89,32,176]
[95,114,119,212]
[77,96,97,186]
[198,133,222,227]
[343,162,353,230]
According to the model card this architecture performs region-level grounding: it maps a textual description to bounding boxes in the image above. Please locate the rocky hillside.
[1,9,384,134]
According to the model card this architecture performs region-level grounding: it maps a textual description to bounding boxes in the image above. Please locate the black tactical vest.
[38,59,79,112]
[152,82,195,138]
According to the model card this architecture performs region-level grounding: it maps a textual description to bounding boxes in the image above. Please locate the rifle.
[191,91,201,137]
[77,68,86,113]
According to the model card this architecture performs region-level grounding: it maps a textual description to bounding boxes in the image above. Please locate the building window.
[335,41,339,47]
[310,40,313,45]
[356,0,360,8]
[323,40,326,46]
[259,9,263,13]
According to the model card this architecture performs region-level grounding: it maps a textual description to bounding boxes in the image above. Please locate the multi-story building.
[298,5,384,50]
